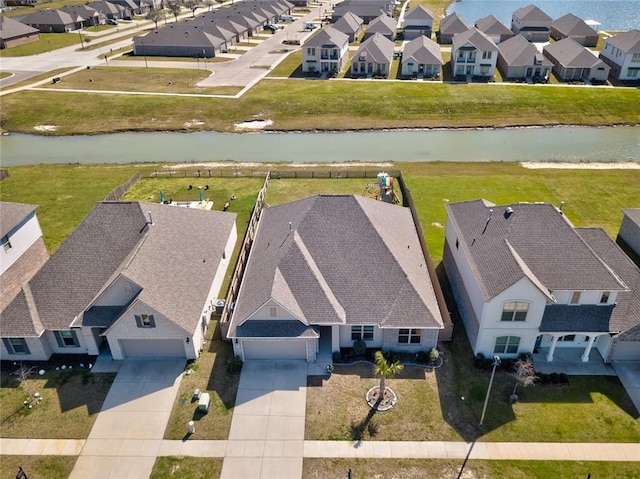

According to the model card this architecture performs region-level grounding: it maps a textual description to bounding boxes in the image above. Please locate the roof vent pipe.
[148,211,154,225]
[289,221,292,233]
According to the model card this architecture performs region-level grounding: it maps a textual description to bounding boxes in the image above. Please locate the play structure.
[158,187,213,210]
[363,172,400,204]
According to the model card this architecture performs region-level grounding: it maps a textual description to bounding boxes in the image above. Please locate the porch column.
[581,335,597,362]
[546,335,559,362]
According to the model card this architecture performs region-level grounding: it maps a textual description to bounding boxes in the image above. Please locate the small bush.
[429,347,440,364]
[352,340,366,356]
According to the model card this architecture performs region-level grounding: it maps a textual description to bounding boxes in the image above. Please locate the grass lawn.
[0,456,77,479]
[303,458,640,479]
[163,322,241,440]
[0,33,82,58]
[150,457,223,479]
[3,79,638,134]
[268,50,303,77]
[0,360,115,439]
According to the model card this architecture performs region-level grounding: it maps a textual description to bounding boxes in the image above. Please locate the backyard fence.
[104,172,141,201]
[147,169,401,179]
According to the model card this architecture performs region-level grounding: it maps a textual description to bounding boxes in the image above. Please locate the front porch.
[532,347,616,376]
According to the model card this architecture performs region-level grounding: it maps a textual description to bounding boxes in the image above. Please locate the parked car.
[304,22,317,30]
[106,18,118,25]
[280,14,294,21]
[264,23,278,32]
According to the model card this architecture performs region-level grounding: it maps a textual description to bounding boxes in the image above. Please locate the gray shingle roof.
[512,4,552,23]
[366,14,396,36]
[439,12,469,35]
[237,320,319,338]
[304,27,348,48]
[622,208,640,227]
[551,13,597,37]
[0,202,36,238]
[333,11,363,35]
[21,9,76,27]
[404,5,433,22]
[577,228,640,336]
[453,28,498,52]
[2,202,236,336]
[498,34,553,67]
[543,37,605,68]
[445,199,627,301]
[228,195,443,338]
[402,35,443,65]
[540,304,615,332]
[475,15,512,37]
[0,16,40,40]
[354,32,394,63]
[605,29,640,54]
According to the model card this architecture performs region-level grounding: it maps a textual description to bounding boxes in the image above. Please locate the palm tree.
[373,351,403,401]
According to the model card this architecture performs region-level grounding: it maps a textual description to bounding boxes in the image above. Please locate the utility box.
[198,392,211,413]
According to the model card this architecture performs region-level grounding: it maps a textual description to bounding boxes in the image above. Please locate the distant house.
[21,9,78,33]
[510,4,552,42]
[58,5,105,28]
[475,15,513,44]
[599,30,640,81]
[333,11,364,43]
[1,202,237,361]
[108,0,148,18]
[443,199,633,364]
[618,208,640,258]
[497,34,552,80]
[451,28,498,78]
[403,5,433,41]
[86,1,127,21]
[543,37,610,82]
[351,31,394,76]
[0,16,41,49]
[362,13,396,41]
[551,13,598,47]
[133,22,235,58]
[332,0,393,24]
[437,12,469,44]
[302,27,349,74]
[227,195,445,362]
[401,35,442,78]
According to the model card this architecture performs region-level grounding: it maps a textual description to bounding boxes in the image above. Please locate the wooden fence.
[104,172,141,201]
[147,169,401,179]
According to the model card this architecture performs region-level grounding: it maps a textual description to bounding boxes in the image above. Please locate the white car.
[304,22,317,30]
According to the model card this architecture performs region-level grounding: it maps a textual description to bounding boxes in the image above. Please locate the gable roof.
[605,29,640,54]
[445,199,627,301]
[58,5,100,21]
[366,13,396,35]
[333,11,364,34]
[623,208,640,227]
[354,31,394,63]
[0,202,37,239]
[551,13,597,37]
[544,37,605,68]
[304,26,348,48]
[498,34,552,67]
[86,1,126,15]
[512,4,552,23]
[402,35,443,65]
[439,12,469,34]
[453,27,498,52]
[404,5,433,22]
[228,195,444,337]
[475,15,512,36]
[0,16,40,40]
[1,202,236,336]
[577,228,640,336]
[21,9,76,26]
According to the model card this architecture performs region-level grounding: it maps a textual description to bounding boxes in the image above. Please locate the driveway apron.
[69,359,185,479]
[221,360,308,479]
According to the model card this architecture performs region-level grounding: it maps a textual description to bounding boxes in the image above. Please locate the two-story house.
[302,27,350,74]
[443,199,631,364]
[510,4,552,42]
[599,29,640,81]
[451,28,498,78]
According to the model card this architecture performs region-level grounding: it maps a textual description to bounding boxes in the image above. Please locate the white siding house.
[599,30,640,81]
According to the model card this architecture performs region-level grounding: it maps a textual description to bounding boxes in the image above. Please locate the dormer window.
[1,235,11,253]
[269,306,277,317]
[135,314,156,328]
[600,292,610,304]
[570,291,581,305]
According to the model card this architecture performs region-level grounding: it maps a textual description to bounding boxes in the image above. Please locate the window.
[135,314,156,328]
[494,336,520,354]
[482,51,492,59]
[269,306,277,317]
[54,330,79,348]
[3,338,30,355]
[351,325,374,341]
[398,328,421,344]
[627,67,640,78]
[570,291,581,304]
[632,53,640,63]
[501,302,529,321]
[600,292,610,304]
[1,235,11,253]
[307,47,315,56]
[559,334,576,342]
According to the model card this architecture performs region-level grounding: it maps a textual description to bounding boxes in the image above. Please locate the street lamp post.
[479,355,501,427]
[78,30,85,49]
[141,41,148,68]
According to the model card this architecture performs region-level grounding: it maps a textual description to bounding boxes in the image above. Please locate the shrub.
[429,347,440,364]
[352,340,366,356]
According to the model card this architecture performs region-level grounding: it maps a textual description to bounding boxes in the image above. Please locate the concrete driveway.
[612,361,640,417]
[221,360,308,479]
[69,359,185,479]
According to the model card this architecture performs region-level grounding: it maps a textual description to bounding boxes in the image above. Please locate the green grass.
[0,456,77,479]
[0,72,12,80]
[150,457,223,479]
[2,79,638,134]
[268,50,303,77]
[303,458,640,479]
[0,33,84,57]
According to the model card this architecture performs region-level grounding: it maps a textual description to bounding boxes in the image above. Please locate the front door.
[526,67,533,77]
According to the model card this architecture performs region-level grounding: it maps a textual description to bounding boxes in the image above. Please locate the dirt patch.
[33,125,57,132]
[234,119,274,130]
[184,119,205,128]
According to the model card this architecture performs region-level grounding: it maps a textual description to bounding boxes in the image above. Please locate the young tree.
[167,1,181,21]
[204,0,214,11]
[184,0,199,18]
[12,362,35,396]
[147,8,163,28]
[511,357,537,401]
[373,351,403,400]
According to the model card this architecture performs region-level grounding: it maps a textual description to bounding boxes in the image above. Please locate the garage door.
[612,341,640,361]
[119,339,186,358]
[242,340,307,360]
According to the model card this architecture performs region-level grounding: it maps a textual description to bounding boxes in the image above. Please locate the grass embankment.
[2,80,639,134]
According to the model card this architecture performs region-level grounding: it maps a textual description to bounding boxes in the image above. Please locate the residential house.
[351,32,394,76]
[402,5,433,40]
[437,12,469,44]
[58,5,105,28]
[0,202,237,361]
[443,199,630,364]
[86,1,127,21]
[362,13,396,41]
[451,27,498,78]
[108,0,148,18]
[551,13,598,47]
[227,195,445,361]
[497,34,552,80]
[401,35,442,77]
[302,27,349,74]
[333,11,364,43]
[510,4,552,42]
[332,0,393,24]
[618,208,640,258]
[599,29,640,81]
[475,15,512,44]
[543,37,610,82]
[21,9,78,33]
[0,16,41,49]
[133,22,235,57]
